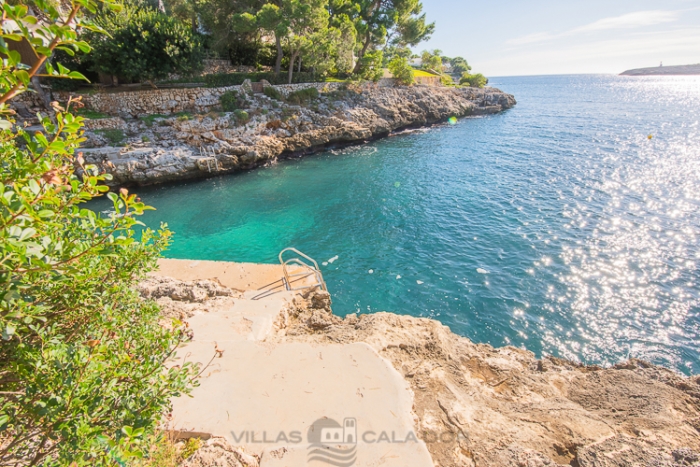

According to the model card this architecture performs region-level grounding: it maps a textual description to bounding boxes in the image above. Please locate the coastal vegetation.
[90,7,204,88]
[0,1,199,465]
[42,0,438,87]
[387,55,415,85]
[460,72,488,88]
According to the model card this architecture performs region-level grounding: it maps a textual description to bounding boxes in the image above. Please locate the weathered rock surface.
[145,275,700,467]
[273,293,700,467]
[82,84,515,186]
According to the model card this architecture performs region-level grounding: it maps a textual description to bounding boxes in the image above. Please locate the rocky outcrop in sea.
[79,84,516,186]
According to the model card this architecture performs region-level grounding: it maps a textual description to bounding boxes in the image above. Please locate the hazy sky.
[418,0,700,76]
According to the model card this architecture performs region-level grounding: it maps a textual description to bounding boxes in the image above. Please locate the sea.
[91,74,700,374]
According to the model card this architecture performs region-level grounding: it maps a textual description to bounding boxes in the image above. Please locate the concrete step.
[171,341,433,467]
[185,294,291,343]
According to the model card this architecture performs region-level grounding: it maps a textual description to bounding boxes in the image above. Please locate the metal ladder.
[251,248,327,300]
[199,146,219,172]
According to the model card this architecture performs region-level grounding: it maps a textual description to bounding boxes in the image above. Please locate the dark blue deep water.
[98,75,700,373]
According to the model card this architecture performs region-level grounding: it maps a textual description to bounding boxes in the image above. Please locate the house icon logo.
[307,417,357,466]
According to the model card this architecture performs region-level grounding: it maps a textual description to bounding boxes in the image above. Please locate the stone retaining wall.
[54,82,344,117]
[268,82,342,97]
[54,86,241,117]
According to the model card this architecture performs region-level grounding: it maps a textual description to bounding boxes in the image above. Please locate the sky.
[418,0,700,76]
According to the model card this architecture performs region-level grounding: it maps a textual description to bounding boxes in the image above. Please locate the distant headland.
[621,64,700,76]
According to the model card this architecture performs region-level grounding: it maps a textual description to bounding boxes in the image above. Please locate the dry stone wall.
[54,83,345,117]
[54,86,242,117]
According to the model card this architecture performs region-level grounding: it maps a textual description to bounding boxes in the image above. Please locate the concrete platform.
[157,258,288,291]
[162,258,433,466]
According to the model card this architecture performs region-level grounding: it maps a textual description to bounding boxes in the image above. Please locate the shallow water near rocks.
[92,75,700,374]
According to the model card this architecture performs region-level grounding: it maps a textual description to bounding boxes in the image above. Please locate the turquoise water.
[92,75,700,374]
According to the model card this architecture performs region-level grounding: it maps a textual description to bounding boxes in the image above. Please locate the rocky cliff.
[80,84,515,186]
[147,276,700,467]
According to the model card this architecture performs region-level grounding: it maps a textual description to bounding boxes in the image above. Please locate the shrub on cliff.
[220,90,242,111]
[388,56,415,86]
[263,86,284,101]
[232,109,250,125]
[0,1,198,465]
[286,87,319,105]
[91,7,203,86]
[460,72,488,88]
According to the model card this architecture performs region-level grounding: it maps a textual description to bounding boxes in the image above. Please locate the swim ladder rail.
[279,248,327,292]
[249,248,327,300]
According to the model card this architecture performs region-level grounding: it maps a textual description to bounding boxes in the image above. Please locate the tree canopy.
[91,7,203,85]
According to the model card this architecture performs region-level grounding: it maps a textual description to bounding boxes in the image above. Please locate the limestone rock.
[139,276,236,302]
[75,84,516,186]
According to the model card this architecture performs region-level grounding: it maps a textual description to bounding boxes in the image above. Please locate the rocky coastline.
[143,265,700,467]
[73,84,515,186]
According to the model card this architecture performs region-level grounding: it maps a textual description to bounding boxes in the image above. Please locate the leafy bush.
[0,2,199,465]
[77,109,111,119]
[263,86,284,100]
[96,128,126,145]
[91,8,203,84]
[204,72,318,87]
[450,56,471,75]
[232,109,250,124]
[388,56,415,86]
[459,73,488,88]
[440,74,453,86]
[286,87,319,105]
[354,50,384,82]
[141,113,170,127]
[220,90,238,111]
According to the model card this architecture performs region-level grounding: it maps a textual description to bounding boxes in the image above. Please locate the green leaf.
[68,70,88,81]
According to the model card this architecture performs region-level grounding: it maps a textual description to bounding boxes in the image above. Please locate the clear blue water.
[92,75,700,374]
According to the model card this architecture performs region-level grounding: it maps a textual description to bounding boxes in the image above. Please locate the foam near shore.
[143,259,700,467]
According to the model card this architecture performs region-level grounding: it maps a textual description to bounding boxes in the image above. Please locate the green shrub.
[440,74,453,86]
[263,86,284,101]
[388,56,415,86]
[232,109,250,124]
[91,8,203,84]
[141,113,170,127]
[355,50,384,82]
[142,135,151,142]
[204,72,318,87]
[286,87,319,105]
[459,72,488,88]
[0,1,199,465]
[96,128,126,145]
[220,90,249,112]
[77,109,111,119]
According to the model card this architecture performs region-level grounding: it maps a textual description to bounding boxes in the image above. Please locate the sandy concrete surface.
[159,258,433,466]
[156,258,286,291]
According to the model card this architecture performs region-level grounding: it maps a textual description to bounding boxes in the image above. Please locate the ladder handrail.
[250,248,327,300]
[279,248,327,292]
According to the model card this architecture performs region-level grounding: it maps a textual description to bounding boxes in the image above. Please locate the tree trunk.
[352,0,381,74]
[297,56,301,73]
[288,51,298,84]
[275,35,283,75]
[352,34,373,74]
